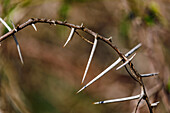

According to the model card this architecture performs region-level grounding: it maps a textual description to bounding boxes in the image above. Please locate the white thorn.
[0,17,24,64]
[13,35,24,64]
[0,18,12,31]
[63,28,75,47]
[82,38,98,84]
[77,44,141,93]
[151,101,159,107]
[141,72,159,77]
[116,53,136,70]
[93,94,140,104]
[77,86,86,94]
[125,43,141,57]
[77,58,122,93]
[16,43,24,64]
[81,23,84,27]
[14,28,17,32]
[32,24,37,31]
[108,36,112,41]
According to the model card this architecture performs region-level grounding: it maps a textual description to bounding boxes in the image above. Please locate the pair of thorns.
[0,18,38,64]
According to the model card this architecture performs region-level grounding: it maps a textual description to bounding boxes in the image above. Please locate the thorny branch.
[0,18,160,113]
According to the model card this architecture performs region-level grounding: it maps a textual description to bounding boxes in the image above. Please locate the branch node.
[52,20,56,26]
[80,23,84,28]
[10,20,17,32]
[31,18,34,21]
[64,20,67,23]
[116,53,136,70]
[95,34,98,39]
[108,36,112,42]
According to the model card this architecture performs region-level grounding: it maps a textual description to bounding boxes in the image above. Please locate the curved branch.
[0,18,156,113]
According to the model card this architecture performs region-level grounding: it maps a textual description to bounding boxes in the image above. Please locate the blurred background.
[0,0,169,113]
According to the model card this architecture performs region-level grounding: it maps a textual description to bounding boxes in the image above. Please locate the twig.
[135,96,143,113]
[116,53,136,70]
[75,31,93,45]
[134,86,145,113]
[132,84,162,113]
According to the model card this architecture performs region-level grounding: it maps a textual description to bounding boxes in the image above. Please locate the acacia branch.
[0,18,124,57]
[0,18,156,113]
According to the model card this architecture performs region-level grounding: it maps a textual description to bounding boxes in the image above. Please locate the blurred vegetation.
[0,0,170,113]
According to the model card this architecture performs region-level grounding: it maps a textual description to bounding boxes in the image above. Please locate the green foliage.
[26,91,59,113]
[0,0,32,34]
[59,0,91,20]
[168,79,170,93]
[20,0,32,7]
[59,2,70,21]
[2,0,11,8]
[1,69,9,85]
[143,2,164,26]
[63,0,89,3]
[149,2,161,16]
[119,18,130,47]
[119,20,130,38]
[1,0,17,17]
[1,0,32,18]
